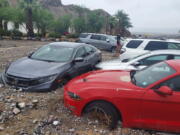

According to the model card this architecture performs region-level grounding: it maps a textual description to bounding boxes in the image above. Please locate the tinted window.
[159,76,180,92]
[139,55,168,65]
[79,33,89,38]
[75,47,87,58]
[91,35,101,40]
[126,40,143,48]
[145,41,168,51]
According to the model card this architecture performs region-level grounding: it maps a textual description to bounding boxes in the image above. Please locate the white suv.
[120,39,180,61]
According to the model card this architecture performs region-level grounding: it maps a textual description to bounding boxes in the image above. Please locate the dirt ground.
[0,40,176,135]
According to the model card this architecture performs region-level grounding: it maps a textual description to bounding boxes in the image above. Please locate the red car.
[64,60,180,133]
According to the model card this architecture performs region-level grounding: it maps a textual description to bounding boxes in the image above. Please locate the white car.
[120,39,180,61]
[96,50,180,71]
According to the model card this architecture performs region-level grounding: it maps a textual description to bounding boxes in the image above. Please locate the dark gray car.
[78,33,117,52]
[1,42,101,92]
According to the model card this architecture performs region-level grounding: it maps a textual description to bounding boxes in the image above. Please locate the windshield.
[131,62,176,88]
[31,45,74,62]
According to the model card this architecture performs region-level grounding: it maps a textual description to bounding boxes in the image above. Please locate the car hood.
[96,59,136,70]
[7,57,68,78]
[66,70,139,93]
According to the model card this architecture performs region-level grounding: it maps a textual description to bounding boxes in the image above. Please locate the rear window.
[79,33,89,38]
[126,40,143,48]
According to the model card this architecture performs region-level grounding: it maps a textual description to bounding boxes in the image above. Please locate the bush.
[0,29,11,36]
[11,30,23,37]
[48,32,61,38]
[66,33,79,39]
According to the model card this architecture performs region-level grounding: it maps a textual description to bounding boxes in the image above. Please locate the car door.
[71,47,89,76]
[89,34,101,48]
[140,75,180,132]
[84,46,99,67]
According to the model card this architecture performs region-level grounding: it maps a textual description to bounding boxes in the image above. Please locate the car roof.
[166,60,180,72]
[49,42,86,48]
[128,38,180,43]
[150,50,180,55]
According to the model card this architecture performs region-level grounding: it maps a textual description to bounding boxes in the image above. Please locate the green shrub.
[11,30,23,37]
[48,32,61,38]
[66,33,79,39]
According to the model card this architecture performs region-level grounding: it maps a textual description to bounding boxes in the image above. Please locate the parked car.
[96,50,180,70]
[1,42,101,92]
[64,60,180,133]
[78,33,117,52]
[120,39,180,61]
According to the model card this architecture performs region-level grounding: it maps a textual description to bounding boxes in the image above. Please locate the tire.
[84,101,119,129]
[111,47,116,53]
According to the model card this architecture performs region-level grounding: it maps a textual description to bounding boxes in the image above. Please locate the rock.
[69,128,75,133]
[52,120,60,126]
[13,108,21,115]
[32,99,38,104]
[0,84,3,88]
[33,119,38,124]
[0,126,4,131]
[18,102,26,109]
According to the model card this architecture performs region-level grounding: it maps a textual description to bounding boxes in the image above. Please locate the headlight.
[120,48,126,54]
[68,91,81,101]
[37,74,57,84]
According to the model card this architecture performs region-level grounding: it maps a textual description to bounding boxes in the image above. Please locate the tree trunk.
[3,21,8,31]
[26,7,34,37]
[0,20,3,30]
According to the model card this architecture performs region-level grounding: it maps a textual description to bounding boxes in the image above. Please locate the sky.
[63,0,180,34]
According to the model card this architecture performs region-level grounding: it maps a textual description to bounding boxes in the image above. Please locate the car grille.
[5,74,38,87]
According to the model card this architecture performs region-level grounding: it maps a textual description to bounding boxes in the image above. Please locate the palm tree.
[19,0,39,37]
[115,10,132,36]
[109,16,118,35]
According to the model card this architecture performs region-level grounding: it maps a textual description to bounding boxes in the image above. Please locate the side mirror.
[131,61,141,67]
[106,39,110,42]
[156,86,173,95]
[73,57,84,63]
[28,52,34,58]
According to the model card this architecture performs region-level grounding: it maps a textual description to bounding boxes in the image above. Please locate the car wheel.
[84,101,119,129]
[111,47,116,53]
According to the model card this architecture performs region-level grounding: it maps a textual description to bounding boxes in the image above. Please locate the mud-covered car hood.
[6,57,68,78]
[95,59,136,70]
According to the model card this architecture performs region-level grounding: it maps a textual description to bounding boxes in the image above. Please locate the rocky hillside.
[8,0,110,18]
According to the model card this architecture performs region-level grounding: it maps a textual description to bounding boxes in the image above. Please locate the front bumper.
[2,72,55,92]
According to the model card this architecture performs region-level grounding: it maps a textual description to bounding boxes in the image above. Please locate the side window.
[100,36,107,41]
[174,55,180,60]
[144,41,168,51]
[126,40,143,48]
[75,47,87,58]
[84,46,95,55]
[91,35,101,40]
[139,55,168,66]
[158,76,180,92]
[168,43,180,50]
